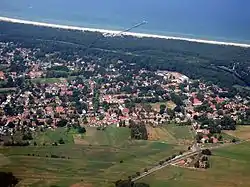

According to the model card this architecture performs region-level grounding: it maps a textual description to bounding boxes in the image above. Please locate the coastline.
[0,16,250,48]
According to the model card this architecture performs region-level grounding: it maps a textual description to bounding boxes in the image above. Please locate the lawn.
[150,101,176,112]
[0,126,183,187]
[224,125,250,140]
[0,87,16,94]
[30,76,78,84]
[30,77,66,84]
[140,142,250,187]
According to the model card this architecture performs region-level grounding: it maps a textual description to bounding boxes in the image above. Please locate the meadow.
[0,126,184,187]
[140,142,250,187]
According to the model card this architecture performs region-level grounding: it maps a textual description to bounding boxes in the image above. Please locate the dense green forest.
[1,21,250,88]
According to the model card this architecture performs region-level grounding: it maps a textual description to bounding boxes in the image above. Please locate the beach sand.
[0,16,250,48]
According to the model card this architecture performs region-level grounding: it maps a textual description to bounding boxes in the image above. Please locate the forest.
[1,21,250,88]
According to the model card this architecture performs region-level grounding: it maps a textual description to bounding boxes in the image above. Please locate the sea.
[0,0,250,44]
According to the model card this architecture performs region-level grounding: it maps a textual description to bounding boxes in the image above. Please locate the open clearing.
[140,142,250,187]
[150,101,176,112]
[224,126,250,140]
[0,126,183,187]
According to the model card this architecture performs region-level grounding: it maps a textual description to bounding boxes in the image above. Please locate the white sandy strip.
[0,16,250,48]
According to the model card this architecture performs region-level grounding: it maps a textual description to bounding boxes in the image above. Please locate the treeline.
[0,172,19,187]
[1,21,250,87]
[115,180,150,187]
[129,121,148,140]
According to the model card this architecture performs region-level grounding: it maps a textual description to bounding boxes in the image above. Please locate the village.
[0,41,250,147]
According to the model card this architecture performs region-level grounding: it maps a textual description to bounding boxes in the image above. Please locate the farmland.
[146,123,194,145]
[140,142,250,187]
[224,125,250,141]
[0,126,184,187]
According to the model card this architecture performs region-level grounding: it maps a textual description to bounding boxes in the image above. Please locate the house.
[56,106,65,114]
[0,71,5,80]
[193,98,202,106]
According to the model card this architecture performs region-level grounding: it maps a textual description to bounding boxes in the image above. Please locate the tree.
[220,116,236,130]
[78,126,86,134]
[57,119,68,127]
[58,138,65,144]
[197,92,204,102]
[159,104,166,114]
[0,172,19,187]
[202,149,212,155]
[22,131,33,140]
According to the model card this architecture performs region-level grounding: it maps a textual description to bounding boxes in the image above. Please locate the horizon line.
[0,16,250,48]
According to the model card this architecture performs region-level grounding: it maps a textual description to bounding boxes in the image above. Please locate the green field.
[140,142,250,187]
[30,77,66,84]
[34,128,76,145]
[0,126,183,187]
[165,123,194,143]
[30,76,78,84]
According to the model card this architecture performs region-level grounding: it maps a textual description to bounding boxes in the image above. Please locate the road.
[132,142,242,182]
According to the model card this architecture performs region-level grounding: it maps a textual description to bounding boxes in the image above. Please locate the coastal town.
[1,11,250,187]
[0,41,249,146]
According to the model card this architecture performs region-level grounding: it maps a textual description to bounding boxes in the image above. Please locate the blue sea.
[0,0,250,44]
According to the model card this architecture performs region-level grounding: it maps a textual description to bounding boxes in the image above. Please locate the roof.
[56,106,65,113]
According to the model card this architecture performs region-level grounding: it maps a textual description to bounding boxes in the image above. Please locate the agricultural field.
[0,126,184,187]
[146,123,194,145]
[224,125,250,141]
[140,142,250,187]
[165,123,194,144]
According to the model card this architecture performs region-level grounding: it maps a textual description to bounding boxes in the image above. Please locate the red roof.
[122,108,129,114]
[193,98,202,105]
[216,96,224,103]
[56,106,65,113]
[0,71,5,79]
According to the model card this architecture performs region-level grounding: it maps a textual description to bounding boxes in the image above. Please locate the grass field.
[224,126,250,140]
[30,77,67,84]
[30,76,78,84]
[34,128,77,145]
[165,123,194,144]
[150,101,176,112]
[0,87,16,94]
[0,126,183,187]
[146,123,194,145]
[140,142,250,187]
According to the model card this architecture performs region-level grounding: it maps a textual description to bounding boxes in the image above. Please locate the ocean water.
[0,0,250,43]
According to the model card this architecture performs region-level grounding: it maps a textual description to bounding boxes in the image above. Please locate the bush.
[202,149,212,155]
[58,138,65,144]
[51,155,59,158]
[136,172,140,176]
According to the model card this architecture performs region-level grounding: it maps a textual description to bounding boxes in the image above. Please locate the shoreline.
[0,16,250,48]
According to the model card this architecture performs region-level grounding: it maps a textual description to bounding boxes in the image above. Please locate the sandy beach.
[0,16,250,48]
